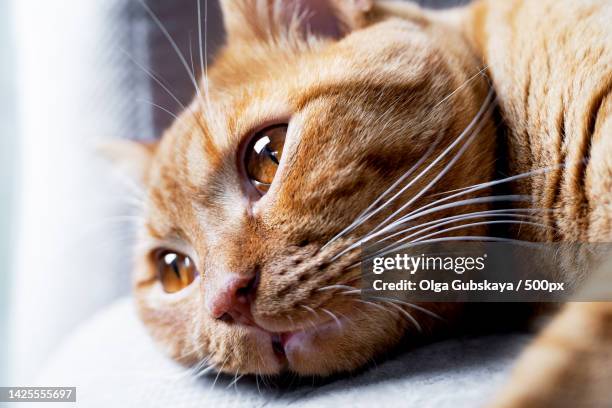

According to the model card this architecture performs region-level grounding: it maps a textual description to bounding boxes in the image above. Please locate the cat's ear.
[98,140,157,186]
[220,0,374,42]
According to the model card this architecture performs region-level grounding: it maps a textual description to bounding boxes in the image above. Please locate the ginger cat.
[110,1,611,406]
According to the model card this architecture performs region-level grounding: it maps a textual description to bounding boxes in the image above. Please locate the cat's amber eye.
[244,125,287,194]
[155,251,197,293]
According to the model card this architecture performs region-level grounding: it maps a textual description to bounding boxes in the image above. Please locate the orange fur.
[110,0,611,403]
[130,0,495,376]
[460,0,612,405]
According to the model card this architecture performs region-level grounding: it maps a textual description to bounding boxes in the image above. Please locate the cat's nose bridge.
[206,271,259,324]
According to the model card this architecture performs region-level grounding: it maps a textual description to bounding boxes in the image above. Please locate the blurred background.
[0,0,465,387]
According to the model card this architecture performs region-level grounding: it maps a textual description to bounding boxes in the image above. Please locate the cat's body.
[461,1,612,406]
[114,1,612,406]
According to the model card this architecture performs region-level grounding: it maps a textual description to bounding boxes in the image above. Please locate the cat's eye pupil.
[156,250,197,293]
[254,136,280,165]
[244,125,287,194]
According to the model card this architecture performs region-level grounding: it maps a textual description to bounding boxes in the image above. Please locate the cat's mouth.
[216,284,348,369]
[238,314,346,371]
[257,317,348,371]
[271,333,289,359]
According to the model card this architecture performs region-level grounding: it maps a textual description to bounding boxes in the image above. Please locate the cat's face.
[127,0,495,376]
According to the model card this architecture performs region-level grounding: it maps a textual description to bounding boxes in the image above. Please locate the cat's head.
[116,0,495,376]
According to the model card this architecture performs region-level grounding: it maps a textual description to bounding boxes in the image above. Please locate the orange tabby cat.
[109,0,611,406]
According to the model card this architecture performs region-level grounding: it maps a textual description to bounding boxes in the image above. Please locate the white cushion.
[35,298,529,408]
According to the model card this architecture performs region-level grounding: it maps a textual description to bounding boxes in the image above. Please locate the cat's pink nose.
[209,274,258,325]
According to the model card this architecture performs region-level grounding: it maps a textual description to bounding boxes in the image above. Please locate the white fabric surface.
[34,298,529,408]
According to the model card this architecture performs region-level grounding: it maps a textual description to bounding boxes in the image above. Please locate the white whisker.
[301,305,316,314]
[120,48,187,111]
[376,209,544,245]
[317,284,356,292]
[333,194,531,261]
[136,99,180,121]
[368,195,532,242]
[322,137,441,251]
[323,88,495,252]
[350,298,391,314]
[367,90,496,237]
[138,0,205,109]
[197,0,213,116]
[320,308,343,330]
[383,301,422,332]
[433,65,489,109]
[407,165,561,223]
[369,297,443,321]
[227,371,243,389]
[410,220,548,245]
[340,289,362,295]
[210,354,230,390]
